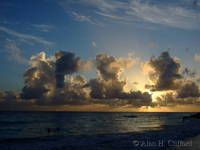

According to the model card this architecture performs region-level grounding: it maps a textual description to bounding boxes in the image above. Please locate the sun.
[151,92,161,102]
[150,90,176,102]
[149,91,166,102]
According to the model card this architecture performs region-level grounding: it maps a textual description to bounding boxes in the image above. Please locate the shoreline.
[188,134,200,150]
[169,134,200,150]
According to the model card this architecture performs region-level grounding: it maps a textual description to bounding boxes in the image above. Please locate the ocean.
[0,111,199,150]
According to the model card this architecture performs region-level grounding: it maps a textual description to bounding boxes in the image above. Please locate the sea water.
[0,111,192,139]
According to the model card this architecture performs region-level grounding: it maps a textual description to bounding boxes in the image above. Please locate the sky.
[0,0,200,111]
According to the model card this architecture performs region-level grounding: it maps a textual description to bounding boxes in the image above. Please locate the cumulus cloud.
[36,76,91,106]
[88,53,135,99]
[156,80,200,106]
[0,91,33,110]
[140,52,200,107]
[145,52,182,91]
[88,79,154,107]
[55,51,81,88]
[86,53,154,107]
[55,51,93,88]
[95,53,136,80]
[177,81,200,98]
[20,51,92,106]
[21,52,55,99]
[1,50,200,109]
[12,51,153,108]
[0,91,18,102]
[88,78,125,99]
[156,92,200,106]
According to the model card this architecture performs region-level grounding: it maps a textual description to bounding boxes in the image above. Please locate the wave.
[0,119,199,150]
[0,121,28,125]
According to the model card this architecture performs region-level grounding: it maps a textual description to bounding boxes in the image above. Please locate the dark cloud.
[182,68,196,78]
[90,90,154,107]
[177,81,200,98]
[156,81,200,106]
[145,84,154,89]
[21,85,48,99]
[21,52,55,99]
[87,53,153,107]
[88,79,153,107]
[156,92,200,106]
[19,51,91,106]
[36,78,90,106]
[88,53,135,99]
[55,51,81,88]
[96,54,119,80]
[55,50,93,88]
[0,91,33,110]
[88,53,131,99]
[119,91,154,107]
[0,91,18,101]
[147,51,182,91]
[143,51,200,107]
[88,78,125,99]
[3,50,200,109]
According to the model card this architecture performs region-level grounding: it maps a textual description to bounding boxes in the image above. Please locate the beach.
[169,134,200,150]
[188,135,200,150]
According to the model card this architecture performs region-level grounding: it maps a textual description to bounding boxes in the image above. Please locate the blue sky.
[0,0,200,91]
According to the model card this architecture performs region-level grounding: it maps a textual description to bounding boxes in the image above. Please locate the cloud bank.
[1,50,153,108]
[0,50,200,110]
